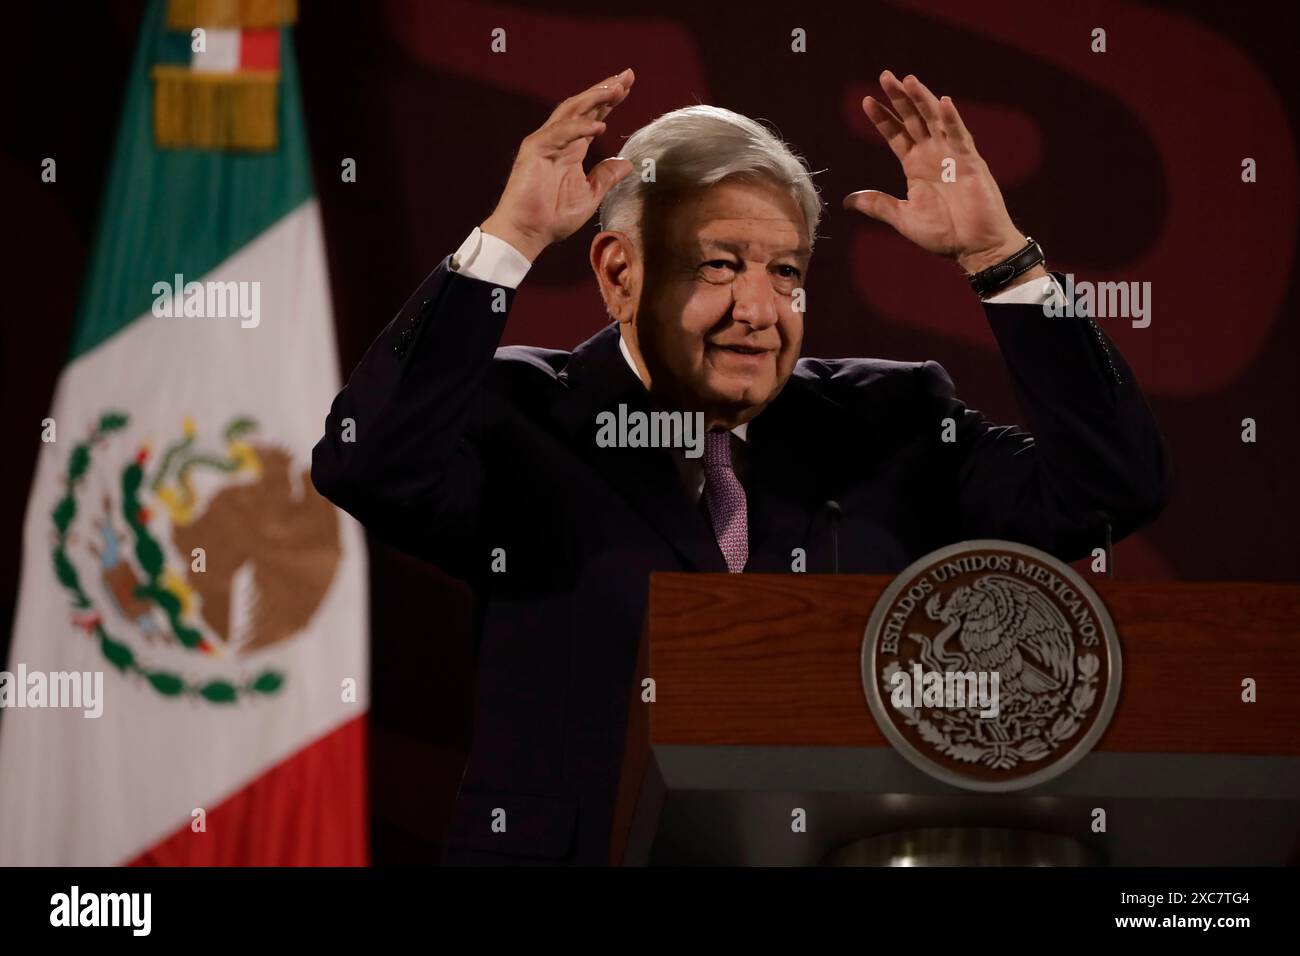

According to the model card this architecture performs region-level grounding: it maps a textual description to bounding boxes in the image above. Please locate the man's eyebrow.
[697,239,812,259]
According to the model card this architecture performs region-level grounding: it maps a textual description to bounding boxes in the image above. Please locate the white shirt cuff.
[984,273,1065,307]
[450,227,532,289]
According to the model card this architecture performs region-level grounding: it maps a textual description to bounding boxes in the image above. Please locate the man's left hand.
[844,70,1042,280]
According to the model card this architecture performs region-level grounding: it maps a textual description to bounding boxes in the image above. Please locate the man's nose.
[729,270,780,330]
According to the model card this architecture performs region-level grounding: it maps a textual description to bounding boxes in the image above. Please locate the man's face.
[632,176,811,426]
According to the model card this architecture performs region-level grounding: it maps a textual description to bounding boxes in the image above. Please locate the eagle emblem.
[50,410,342,704]
[863,541,1121,791]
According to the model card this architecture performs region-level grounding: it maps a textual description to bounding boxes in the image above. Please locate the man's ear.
[589,231,639,325]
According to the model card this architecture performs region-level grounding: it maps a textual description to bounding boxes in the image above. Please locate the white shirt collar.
[618,333,749,442]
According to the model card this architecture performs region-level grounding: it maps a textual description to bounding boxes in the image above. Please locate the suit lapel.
[744,377,830,570]
[551,324,727,573]
[744,370,889,570]
[550,330,890,574]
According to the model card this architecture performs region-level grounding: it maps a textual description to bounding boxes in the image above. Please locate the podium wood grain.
[642,574,1300,753]
[610,573,1300,864]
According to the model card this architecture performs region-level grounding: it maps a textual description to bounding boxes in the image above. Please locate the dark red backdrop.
[3,0,1297,862]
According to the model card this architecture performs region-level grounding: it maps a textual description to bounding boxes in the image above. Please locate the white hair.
[598,105,822,248]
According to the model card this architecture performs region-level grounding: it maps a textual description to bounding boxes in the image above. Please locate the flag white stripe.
[0,200,367,865]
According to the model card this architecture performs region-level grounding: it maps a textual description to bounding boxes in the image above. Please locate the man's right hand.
[480,69,637,262]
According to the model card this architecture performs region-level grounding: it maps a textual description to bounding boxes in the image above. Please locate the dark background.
[3,0,1297,862]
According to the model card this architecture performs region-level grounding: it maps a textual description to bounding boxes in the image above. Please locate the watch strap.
[968,237,1044,298]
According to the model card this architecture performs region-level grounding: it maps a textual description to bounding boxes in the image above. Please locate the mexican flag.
[0,0,368,865]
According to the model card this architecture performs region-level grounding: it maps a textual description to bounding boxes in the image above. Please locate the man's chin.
[697,375,777,414]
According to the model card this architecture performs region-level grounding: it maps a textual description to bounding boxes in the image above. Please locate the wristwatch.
[967,237,1045,299]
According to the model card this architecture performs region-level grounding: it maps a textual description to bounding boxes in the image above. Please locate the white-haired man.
[312,69,1169,865]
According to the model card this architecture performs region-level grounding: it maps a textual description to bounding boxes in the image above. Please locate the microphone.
[822,500,842,574]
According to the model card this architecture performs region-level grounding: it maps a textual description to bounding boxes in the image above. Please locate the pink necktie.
[703,431,748,573]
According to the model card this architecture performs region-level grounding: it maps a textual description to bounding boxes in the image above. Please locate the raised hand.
[481,69,637,262]
[844,70,1031,276]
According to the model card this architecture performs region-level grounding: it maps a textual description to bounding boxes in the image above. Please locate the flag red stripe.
[239,29,280,70]
[127,715,369,866]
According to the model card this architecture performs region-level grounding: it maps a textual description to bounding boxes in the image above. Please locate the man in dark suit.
[311,68,1170,865]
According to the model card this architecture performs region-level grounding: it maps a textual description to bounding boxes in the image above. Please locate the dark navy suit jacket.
[311,257,1171,865]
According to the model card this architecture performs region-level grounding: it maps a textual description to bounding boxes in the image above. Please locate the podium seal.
[862,540,1121,791]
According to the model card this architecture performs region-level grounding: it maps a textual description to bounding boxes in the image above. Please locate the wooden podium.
[610,573,1300,866]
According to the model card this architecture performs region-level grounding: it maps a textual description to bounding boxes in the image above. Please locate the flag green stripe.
[68,0,314,362]
[153,22,193,67]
